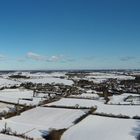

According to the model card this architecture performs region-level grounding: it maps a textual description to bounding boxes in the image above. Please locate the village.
[0,70,139,140]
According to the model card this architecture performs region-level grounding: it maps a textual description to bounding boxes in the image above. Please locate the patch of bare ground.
[43,129,66,140]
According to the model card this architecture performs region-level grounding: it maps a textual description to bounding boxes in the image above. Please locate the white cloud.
[48,55,63,62]
[26,52,63,62]
[0,55,6,60]
[27,52,46,61]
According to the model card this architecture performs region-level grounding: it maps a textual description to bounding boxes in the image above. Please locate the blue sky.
[0,0,140,70]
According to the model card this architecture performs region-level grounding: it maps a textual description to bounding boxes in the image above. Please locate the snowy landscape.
[1,0,140,139]
[0,70,139,140]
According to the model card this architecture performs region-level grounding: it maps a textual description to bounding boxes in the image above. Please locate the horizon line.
[0,69,140,72]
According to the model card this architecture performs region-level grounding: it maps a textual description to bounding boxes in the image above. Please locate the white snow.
[47,98,140,117]
[47,98,104,108]
[108,93,140,105]
[0,134,24,140]
[26,72,66,78]
[86,72,135,83]
[0,107,85,139]
[0,89,47,105]
[0,102,14,113]
[47,72,67,77]
[61,115,139,140]
[96,104,140,117]
[72,72,135,83]
[3,72,72,85]
[70,93,100,99]
[0,78,20,88]
[87,72,135,80]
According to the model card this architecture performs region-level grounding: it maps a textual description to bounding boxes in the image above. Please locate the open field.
[108,93,140,105]
[47,98,104,108]
[0,89,48,106]
[0,134,24,140]
[47,98,140,118]
[70,93,100,99]
[61,115,140,140]
[0,107,85,139]
[0,78,20,88]
[0,102,14,114]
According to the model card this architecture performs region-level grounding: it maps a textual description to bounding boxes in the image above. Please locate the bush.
[94,112,130,119]
[137,134,140,140]
[9,75,30,79]
[44,129,66,140]
[1,123,12,134]
[133,116,140,120]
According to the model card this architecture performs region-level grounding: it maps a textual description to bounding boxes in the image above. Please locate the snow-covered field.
[87,72,135,80]
[1,72,72,86]
[0,71,139,140]
[70,93,100,99]
[47,98,104,108]
[0,89,47,105]
[0,102,14,114]
[108,93,140,105]
[21,72,67,78]
[47,98,140,117]
[85,72,135,83]
[0,134,24,140]
[71,72,135,84]
[0,107,85,139]
[125,96,140,105]
[95,104,140,118]
[61,115,140,140]
[0,78,20,88]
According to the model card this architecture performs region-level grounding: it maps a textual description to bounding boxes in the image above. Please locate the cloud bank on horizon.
[26,52,63,62]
